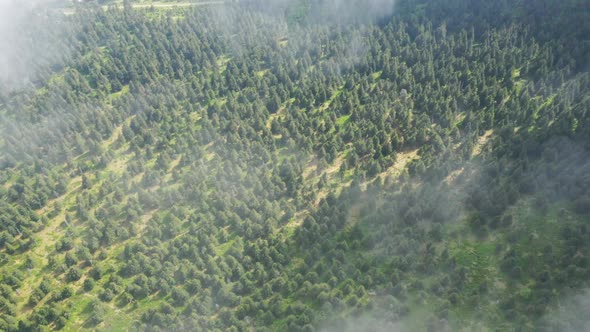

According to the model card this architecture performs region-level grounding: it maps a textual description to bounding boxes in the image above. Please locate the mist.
[0,0,69,91]
[308,0,397,23]
[317,312,411,332]
[539,289,590,332]
[0,0,587,331]
[242,0,397,22]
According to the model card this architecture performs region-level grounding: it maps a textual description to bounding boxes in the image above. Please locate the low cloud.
[539,289,590,332]
[0,0,69,90]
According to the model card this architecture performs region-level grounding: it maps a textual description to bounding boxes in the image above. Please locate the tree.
[67,267,82,282]
[83,278,95,292]
[88,300,106,326]
[171,288,189,307]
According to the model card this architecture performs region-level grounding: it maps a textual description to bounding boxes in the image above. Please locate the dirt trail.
[122,1,225,9]
[63,1,225,15]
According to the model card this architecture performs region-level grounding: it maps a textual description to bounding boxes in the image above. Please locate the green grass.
[256,69,270,78]
[336,115,350,126]
[216,55,231,73]
[109,85,130,101]
[313,84,345,114]
[511,67,521,79]
[215,237,236,256]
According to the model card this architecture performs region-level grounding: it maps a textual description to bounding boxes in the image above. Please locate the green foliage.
[0,0,588,331]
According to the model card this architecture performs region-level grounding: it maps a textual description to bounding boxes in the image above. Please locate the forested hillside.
[0,0,589,331]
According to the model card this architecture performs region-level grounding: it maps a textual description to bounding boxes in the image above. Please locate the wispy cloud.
[0,0,70,90]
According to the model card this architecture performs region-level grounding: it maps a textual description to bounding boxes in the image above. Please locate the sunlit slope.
[0,0,588,331]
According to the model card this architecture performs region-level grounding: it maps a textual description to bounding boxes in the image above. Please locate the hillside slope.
[0,0,589,331]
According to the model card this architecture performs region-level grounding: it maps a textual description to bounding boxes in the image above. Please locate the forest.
[0,0,589,331]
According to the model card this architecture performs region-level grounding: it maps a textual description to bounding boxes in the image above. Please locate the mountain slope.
[0,1,589,331]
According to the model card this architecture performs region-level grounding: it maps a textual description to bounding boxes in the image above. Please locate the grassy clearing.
[281,211,308,239]
[336,114,350,126]
[511,68,521,79]
[123,1,225,9]
[377,148,419,181]
[215,237,236,256]
[216,55,231,73]
[256,68,270,78]
[310,151,351,206]
[278,37,289,47]
[314,84,345,113]
[454,112,466,127]
[472,129,494,156]
[63,1,226,15]
[109,84,130,101]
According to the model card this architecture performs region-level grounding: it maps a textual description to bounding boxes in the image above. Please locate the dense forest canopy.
[0,0,589,331]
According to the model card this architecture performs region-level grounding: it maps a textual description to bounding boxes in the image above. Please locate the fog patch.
[0,0,70,91]
[309,0,397,24]
[538,289,590,332]
[319,315,407,332]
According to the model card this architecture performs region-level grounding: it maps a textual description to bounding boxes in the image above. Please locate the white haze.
[0,0,67,90]
[540,289,590,332]
[1,1,587,332]
[313,0,397,23]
